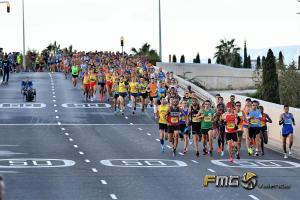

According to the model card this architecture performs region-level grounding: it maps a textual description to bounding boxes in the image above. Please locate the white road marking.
[138,128,143,131]
[146,133,151,136]
[69,138,74,142]
[155,139,160,142]
[53,96,56,98]
[52,88,55,91]
[54,104,57,107]
[55,116,59,119]
[65,133,69,136]
[85,159,90,163]
[110,194,118,199]
[78,151,84,155]
[61,103,111,108]
[73,145,78,148]
[167,145,172,149]
[130,123,134,125]
[52,92,55,94]
[208,168,216,173]
[101,180,107,185]
[191,160,198,163]
[57,122,61,125]
[101,159,188,168]
[178,152,184,156]
[92,168,98,173]
[61,128,65,131]
[125,116,128,119]
[53,100,56,102]
[249,195,260,200]
[55,110,58,112]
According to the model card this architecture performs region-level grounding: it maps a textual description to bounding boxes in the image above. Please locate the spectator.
[0,176,5,200]
[2,54,10,84]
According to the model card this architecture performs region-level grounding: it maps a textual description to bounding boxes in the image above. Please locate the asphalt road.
[0,72,299,200]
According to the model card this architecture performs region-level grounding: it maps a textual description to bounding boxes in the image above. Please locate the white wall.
[157,62,255,90]
[221,93,300,155]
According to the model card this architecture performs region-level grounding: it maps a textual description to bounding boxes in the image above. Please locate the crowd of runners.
[0,50,296,161]
[57,51,296,162]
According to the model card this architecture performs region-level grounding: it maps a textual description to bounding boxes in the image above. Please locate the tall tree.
[277,51,284,70]
[193,53,200,63]
[243,41,248,68]
[180,55,185,63]
[247,55,252,68]
[262,49,280,103]
[256,56,261,69]
[298,56,300,70]
[262,56,266,68]
[172,55,177,63]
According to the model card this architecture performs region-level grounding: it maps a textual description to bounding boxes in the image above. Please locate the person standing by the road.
[1,54,10,84]
[279,105,296,159]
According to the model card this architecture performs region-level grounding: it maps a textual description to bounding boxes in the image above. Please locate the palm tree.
[131,43,160,65]
[214,39,241,67]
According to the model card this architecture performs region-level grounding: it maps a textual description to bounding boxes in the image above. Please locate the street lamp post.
[120,36,124,56]
[158,0,162,62]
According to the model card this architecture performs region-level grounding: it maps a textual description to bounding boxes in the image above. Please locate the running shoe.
[160,145,165,153]
[221,151,225,157]
[217,147,222,154]
[289,148,293,155]
[236,154,240,160]
[183,148,188,154]
[229,156,234,162]
[255,152,259,156]
[203,148,208,155]
[284,153,288,159]
[196,151,200,157]
[209,150,213,157]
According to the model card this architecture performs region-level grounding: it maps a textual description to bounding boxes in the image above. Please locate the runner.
[179,100,189,154]
[166,98,182,157]
[200,100,215,156]
[248,100,262,156]
[235,101,246,159]
[97,69,106,102]
[83,70,91,101]
[118,75,128,115]
[259,105,272,155]
[189,98,202,157]
[112,77,120,112]
[223,105,238,162]
[71,64,79,87]
[148,78,158,116]
[279,105,296,159]
[216,96,226,156]
[157,98,169,152]
[105,70,113,101]
[129,76,139,114]
[89,68,97,101]
[243,98,252,155]
[139,77,148,112]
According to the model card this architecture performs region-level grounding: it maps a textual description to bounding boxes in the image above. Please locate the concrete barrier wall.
[157,62,255,90]
[220,93,300,155]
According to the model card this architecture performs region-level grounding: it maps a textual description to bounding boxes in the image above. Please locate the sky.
[0,0,300,61]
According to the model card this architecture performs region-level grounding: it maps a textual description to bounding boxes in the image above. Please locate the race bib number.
[250,119,258,124]
[227,123,235,129]
[204,116,212,122]
[171,117,179,123]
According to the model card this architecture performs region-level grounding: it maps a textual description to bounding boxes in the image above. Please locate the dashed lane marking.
[101,180,107,185]
[78,151,84,155]
[69,138,74,142]
[55,116,60,119]
[61,128,65,131]
[73,145,78,148]
[65,133,69,136]
[167,145,172,149]
[146,133,151,136]
[125,116,128,119]
[57,122,61,125]
[178,152,184,156]
[92,168,98,173]
[110,194,118,199]
[54,104,57,107]
[130,123,134,125]
[191,160,198,163]
[138,128,143,131]
[155,139,160,142]
[249,195,260,200]
[85,159,90,163]
[208,168,216,173]
[53,100,56,102]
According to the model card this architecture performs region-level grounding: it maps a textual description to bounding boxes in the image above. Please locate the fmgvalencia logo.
[204,172,290,190]
[240,172,257,190]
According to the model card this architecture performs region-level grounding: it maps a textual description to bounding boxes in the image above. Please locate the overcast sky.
[0,0,299,61]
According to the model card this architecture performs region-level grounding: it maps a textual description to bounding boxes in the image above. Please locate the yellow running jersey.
[129,82,139,93]
[158,105,169,124]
